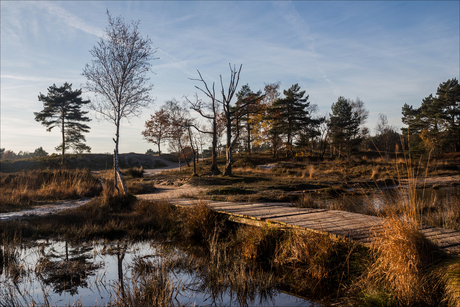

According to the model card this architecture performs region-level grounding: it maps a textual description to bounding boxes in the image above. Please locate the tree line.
[21,11,459,192]
[142,75,459,177]
[1,147,49,160]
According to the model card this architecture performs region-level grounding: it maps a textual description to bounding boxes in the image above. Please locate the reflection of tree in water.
[35,241,102,295]
[101,241,128,296]
[159,242,278,307]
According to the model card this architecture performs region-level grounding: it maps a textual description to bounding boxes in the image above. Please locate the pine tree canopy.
[401,78,460,154]
[328,96,361,157]
[34,83,91,158]
[270,83,313,148]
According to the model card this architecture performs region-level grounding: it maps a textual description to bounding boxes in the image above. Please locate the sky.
[1,1,459,155]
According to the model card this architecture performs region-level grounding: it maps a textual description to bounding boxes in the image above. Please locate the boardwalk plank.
[162,197,460,255]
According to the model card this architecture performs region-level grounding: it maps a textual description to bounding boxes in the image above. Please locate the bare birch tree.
[82,11,156,195]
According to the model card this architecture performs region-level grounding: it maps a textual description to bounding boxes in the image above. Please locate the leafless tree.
[82,11,156,195]
[221,64,243,176]
[374,113,400,158]
[186,80,222,175]
[184,119,199,176]
[195,124,209,162]
[189,64,244,176]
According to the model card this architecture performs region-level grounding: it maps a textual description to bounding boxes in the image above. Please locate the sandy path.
[136,184,206,200]
[0,199,91,221]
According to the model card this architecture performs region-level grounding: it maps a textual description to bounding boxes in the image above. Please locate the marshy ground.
[1,152,460,306]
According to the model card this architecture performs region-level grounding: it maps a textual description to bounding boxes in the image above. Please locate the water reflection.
[34,241,102,295]
[0,240,316,306]
[324,186,460,214]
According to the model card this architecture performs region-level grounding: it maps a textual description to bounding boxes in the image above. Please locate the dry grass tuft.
[99,184,136,212]
[124,166,144,178]
[275,231,335,282]
[180,202,223,243]
[364,217,446,305]
[370,167,379,180]
[308,164,316,179]
[235,224,283,264]
[293,193,318,208]
[443,259,460,307]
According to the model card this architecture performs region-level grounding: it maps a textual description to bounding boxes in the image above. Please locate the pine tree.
[401,78,460,155]
[436,78,460,152]
[34,83,91,164]
[328,96,360,157]
[270,83,313,156]
[235,84,263,154]
[258,82,282,157]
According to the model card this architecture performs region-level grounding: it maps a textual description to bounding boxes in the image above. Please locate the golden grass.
[308,164,316,179]
[370,167,379,180]
[235,224,283,264]
[443,259,460,307]
[362,217,446,306]
[0,169,102,212]
[275,231,335,282]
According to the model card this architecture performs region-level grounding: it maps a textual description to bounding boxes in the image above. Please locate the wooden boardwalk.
[162,198,460,254]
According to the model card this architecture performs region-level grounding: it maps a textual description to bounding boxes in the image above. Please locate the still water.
[0,240,317,306]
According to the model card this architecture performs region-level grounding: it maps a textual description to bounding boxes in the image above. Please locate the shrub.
[125,166,144,178]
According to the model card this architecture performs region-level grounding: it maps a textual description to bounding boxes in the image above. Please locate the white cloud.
[1,75,60,82]
[38,2,104,37]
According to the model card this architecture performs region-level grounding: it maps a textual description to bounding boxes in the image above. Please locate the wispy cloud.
[156,48,196,78]
[273,1,335,91]
[1,75,60,82]
[38,2,104,37]
[274,1,315,53]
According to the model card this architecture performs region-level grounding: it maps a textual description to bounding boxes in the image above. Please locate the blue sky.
[1,1,459,154]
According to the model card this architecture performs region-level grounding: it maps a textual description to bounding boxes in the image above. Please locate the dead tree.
[187,80,222,175]
[189,64,245,176]
[221,64,243,176]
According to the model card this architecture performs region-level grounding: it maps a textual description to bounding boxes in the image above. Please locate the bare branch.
[82,11,156,194]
